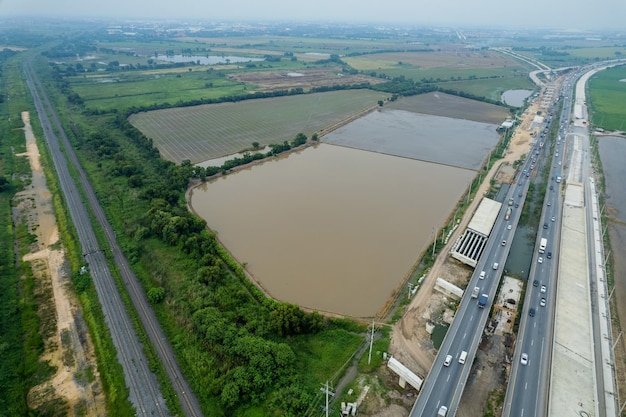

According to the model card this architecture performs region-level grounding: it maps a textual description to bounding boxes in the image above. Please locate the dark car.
[547,252,552,259]
[529,308,536,317]
[533,280,539,287]
[543,223,548,229]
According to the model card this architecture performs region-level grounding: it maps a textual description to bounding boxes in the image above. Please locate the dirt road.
[17,111,105,415]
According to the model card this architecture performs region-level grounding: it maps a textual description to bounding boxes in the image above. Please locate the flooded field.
[191,144,474,317]
[322,109,499,170]
[597,136,626,335]
[501,89,533,107]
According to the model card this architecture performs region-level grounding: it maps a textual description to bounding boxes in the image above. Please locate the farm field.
[386,91,510,124]
[70,67,249,111]
[129,89,387,164]
[588,65,626,131]
[344,49,533,100]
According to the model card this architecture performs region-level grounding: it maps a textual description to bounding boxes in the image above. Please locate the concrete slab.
[549,184,596,417]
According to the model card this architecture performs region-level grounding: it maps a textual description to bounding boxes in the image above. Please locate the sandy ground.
[16,112,106,416]
[354,96,543,417]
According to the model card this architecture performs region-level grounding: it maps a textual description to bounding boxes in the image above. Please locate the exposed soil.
[16,112,106,416]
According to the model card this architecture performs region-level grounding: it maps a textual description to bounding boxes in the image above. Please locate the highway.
[23,57,203,417]
[409,125,541,416]
[502,72,575,417]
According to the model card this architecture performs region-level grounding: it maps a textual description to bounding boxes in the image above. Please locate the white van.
[459,350,468,364]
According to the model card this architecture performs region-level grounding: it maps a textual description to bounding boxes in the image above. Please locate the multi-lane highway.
[23,57,203,417]
[410,127,542,416]
[502,73,574,417]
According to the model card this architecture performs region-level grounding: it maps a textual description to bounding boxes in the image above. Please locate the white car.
[541,285,547,293]
[521,353,529,366]
[538,257,543,264]
[540,298,547,307]
[551,217,556,222]
[479,271,486,279]
[443,354,452,367]
[507,224,512,230]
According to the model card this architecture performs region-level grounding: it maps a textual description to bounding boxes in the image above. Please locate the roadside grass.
[588,65,626,131]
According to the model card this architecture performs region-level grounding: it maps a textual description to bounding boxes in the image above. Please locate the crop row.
[130,89,387,164]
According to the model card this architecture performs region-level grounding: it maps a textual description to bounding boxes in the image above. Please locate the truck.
[471,286,480,298]
[539,238,547,254]
[505,207,512,220]
[478,293,488,308]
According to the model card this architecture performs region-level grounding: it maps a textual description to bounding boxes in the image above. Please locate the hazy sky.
[1,0,625,30]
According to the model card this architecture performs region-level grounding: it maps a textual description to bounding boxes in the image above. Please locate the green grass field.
[70,67,249,110]
[345,50,534,101]
[129,89,387,164]
[588,65,626,131]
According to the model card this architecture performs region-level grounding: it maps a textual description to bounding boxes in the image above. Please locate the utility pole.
[368,320,375,365]
[320,381,334,417]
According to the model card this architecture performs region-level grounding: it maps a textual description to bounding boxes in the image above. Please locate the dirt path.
[17,111,106,416]
[388,99,542,376]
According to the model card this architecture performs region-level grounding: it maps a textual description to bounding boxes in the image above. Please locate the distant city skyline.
[1,0,625,30]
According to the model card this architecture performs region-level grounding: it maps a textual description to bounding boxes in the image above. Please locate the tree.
[378,100,384,107]
[252,141,260,149]
[147,287,165,304]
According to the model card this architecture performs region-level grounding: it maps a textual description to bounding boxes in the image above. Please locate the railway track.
[23,57,203,417]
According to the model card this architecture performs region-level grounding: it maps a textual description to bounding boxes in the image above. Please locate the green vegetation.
[129,89,386,163]
[25,48,369,415]
[5,20,625,416]
[588,65,626,131]
[0,50,67,415]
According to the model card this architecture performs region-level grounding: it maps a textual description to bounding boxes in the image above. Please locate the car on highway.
[521,353,529,366]
[538,257,543,264]
[443,354,452,367]
[480,270,486,279]
[533,280,539,287]
[529,308,536,317]
[501,240,507,246]
[543,223,548,229]
[540,298,546,307]
[547,252,552,259]
[551,216,556,222]
[547,201,551,206]
[492,262,499,270]
[541,285,547,293]
[438,405,448,416]
[507,224,512,230]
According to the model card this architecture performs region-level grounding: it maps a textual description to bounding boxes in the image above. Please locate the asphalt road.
[409,132,540,416]
[507,61,626,417]
[23,57,203,417]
